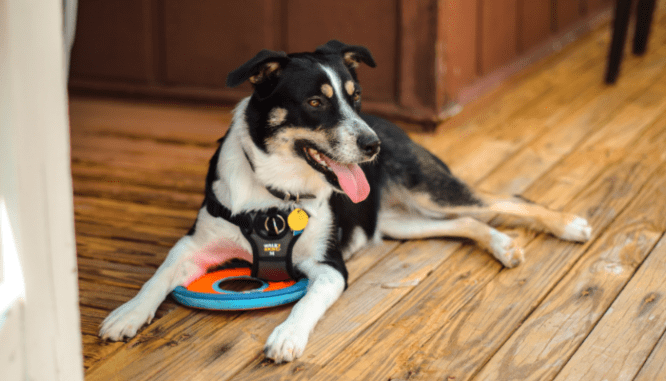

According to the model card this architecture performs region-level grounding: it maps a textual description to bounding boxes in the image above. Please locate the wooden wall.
[69,0,612,125]
[441,0,613,104]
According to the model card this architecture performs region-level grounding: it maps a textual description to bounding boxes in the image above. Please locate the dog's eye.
[352,91,361,102]
[308,99,322,108]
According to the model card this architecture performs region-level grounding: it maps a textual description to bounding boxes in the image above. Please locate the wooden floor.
[74,8,666,381]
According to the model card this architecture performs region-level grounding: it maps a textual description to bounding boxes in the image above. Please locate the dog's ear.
[316,40,376,69]
[226,49,290,89]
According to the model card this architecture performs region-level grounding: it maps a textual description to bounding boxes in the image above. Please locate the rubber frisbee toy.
[172,207,311,310]
[172,267,308,310]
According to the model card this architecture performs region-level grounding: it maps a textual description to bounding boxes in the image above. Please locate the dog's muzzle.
[357,133,381,157]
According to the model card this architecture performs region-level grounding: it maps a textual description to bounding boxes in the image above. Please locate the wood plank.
[479,0,519,74]
[481,58,666,194]
[76,235,179,267]
[81,334,124,371]
[475,162,666,380]
[431,13,648,170]
[68,97,232,146]
[71,136,213,182]
[553,234,666,381]
[77,260,158,290]
[72,178,203,211]
[86,307,236,380]
[634,326,666,381]
[80,306,122,337]
[450,43,666,187]
[430,44,600,168]
[75,196,196,233]
[72,161,205,195]
[78,280,177,327]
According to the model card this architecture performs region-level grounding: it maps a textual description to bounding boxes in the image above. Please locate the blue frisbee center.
[212,276,269,294]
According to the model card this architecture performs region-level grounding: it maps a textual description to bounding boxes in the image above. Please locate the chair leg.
[605,0,634,84]
[633,0,656,55]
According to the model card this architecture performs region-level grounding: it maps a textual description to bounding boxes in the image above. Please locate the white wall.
[0,0,84,380]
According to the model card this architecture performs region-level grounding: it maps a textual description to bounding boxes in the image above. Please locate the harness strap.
[206,197,302,282]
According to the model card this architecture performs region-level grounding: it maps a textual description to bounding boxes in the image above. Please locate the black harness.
[206,197,310,282]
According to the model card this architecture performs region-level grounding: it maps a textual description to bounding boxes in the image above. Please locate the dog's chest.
[290,200,335,264]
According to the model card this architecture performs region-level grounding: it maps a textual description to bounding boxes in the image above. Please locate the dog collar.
[266,187,316,203]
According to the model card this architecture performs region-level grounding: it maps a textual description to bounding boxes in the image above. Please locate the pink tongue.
[321,155,370,203]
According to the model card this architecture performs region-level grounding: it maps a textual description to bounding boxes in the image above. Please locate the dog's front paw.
[99,298,155,341]
[489,230,524,268]
[264,321,309,363]
[557,215,592,242]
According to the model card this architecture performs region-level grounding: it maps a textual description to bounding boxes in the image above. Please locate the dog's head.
[227,40,380,203]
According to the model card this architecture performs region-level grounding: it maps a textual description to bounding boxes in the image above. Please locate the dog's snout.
[357,134,381,156]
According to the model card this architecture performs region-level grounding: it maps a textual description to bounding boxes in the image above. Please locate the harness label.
[263,243,281,255]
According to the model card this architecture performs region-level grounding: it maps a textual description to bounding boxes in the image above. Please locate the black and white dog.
[100,40,591,363]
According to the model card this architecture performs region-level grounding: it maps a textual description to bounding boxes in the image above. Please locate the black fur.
[226,49,290,89]
[362,114,481,207]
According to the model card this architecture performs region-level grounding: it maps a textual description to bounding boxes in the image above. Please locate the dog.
[99,40,592,363]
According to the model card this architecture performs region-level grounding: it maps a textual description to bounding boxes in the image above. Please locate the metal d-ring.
[264,214,286,235]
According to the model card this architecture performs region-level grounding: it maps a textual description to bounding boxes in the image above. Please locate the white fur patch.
[320,65,378,164]
[561,216,592,242]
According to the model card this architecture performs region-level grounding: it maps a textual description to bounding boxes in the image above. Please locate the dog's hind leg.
[396,186,592,244]
[378,211,524,267]
[472,191,592,242]
[378,161,590,267]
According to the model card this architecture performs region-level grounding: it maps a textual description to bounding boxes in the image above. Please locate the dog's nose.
[357,134,381,156]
